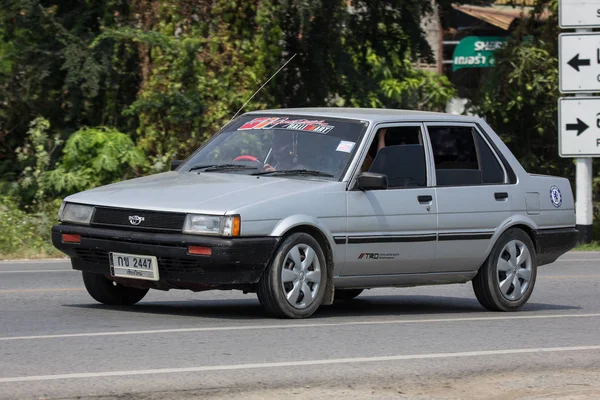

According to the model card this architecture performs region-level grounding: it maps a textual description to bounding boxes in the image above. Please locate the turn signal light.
[62,234,81,243]
[188,246,212,256]
[232,215,241,237]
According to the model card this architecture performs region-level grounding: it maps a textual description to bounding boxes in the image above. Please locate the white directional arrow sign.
[560,0,600,28]
[559,33,600,93]
[558,97,600,157]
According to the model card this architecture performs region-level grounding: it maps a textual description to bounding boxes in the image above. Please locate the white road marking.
[2,313,599,342]
[0,270,72,274]
[539,275,600,279]
[556,258,600,262]
[1,345,599,383]
[0,288,82,294]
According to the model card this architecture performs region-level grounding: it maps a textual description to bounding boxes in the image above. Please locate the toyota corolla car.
[52,108,578,318]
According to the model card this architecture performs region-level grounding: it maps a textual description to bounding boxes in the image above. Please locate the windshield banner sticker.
[239,117,335,134]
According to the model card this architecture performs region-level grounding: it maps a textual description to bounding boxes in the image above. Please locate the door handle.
[495,192,508,200]
[418,195,433,203]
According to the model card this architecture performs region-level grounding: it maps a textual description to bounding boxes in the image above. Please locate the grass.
[573,241,600,251]
[0,247,65,261]
[0,196,65,261]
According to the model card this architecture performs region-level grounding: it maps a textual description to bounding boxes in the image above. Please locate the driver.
[263,132,308,172]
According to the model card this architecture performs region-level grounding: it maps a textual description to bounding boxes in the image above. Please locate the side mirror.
[171,160,183,171]
[356,172,388,191]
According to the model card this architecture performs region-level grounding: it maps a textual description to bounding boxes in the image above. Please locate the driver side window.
[363,125,428,189]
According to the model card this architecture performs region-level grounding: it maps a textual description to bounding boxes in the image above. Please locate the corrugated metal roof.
[494,0,537,5]
[452,4,550,30]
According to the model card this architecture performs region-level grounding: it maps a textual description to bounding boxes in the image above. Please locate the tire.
[472,228,537,311]
[82,271,149,306]
[257,232,328,318]
[334,289,364,301]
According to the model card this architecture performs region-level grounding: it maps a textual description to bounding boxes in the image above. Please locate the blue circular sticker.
[550,185,562,208]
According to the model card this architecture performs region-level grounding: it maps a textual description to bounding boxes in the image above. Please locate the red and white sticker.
[239,117,335,134]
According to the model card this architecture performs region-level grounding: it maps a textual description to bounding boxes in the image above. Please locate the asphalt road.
[0,253,599,399]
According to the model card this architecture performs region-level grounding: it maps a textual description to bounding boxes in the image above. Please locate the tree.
[95,0,458,164]
[0,0,140,177]
[1,0,460,185]
[468,0,573,178]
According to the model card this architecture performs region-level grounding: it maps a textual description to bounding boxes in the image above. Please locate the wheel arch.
[482,216,539,264]
[270,216,336,305]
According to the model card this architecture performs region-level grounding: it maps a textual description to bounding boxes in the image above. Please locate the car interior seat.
[369,145,427,188]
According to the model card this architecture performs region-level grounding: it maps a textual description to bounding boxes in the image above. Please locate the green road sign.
[452,36,507,72]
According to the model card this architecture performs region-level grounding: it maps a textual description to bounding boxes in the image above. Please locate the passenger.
[361,128,387,172]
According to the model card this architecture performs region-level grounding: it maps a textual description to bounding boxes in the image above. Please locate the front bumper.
[52,224,280,289]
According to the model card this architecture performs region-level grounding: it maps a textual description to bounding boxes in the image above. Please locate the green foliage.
[12,118,145,202]
[0,0,139,175]
[92,0,283,166]
[0,196,63,259]
[45,126,146,194]
[345,52,456,111]
[13,117,63,205]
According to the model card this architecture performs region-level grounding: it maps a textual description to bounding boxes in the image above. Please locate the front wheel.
[257,233,328,318]
[82,272,149,306]
[472,228,537,311]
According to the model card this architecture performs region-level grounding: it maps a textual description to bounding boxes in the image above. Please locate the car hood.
[64,171,341,214]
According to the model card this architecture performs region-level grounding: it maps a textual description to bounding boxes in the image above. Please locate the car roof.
[244,107,480,124]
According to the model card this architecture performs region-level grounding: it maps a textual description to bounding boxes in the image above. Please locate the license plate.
[109,252,159,281]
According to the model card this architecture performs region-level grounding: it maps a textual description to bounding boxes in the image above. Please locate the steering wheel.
[233,155,260,163]
[233,155,272,172]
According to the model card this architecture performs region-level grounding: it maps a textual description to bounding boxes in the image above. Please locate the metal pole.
[575,156,593,243]
[574,26,593,243]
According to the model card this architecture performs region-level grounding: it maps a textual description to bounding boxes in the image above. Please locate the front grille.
[92,207,186,232]
[74,248,204,274]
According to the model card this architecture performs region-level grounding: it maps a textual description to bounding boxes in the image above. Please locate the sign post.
[558,2,598,243]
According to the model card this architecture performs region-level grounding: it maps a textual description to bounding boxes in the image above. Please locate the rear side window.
[474,132,504,184]
[427,126,505,186]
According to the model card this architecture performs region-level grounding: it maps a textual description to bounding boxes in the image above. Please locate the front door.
[342,123,437,276]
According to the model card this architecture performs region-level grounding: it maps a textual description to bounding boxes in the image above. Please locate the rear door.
[424,122,514,273]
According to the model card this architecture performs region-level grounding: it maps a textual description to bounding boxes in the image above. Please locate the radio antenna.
[228,53,297,124]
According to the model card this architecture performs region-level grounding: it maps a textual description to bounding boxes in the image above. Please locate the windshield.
[180,114,367,180]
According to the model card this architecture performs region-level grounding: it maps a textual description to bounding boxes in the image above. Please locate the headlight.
[57,201,66,221]
[183,214,241,236]
[59,203,95,225]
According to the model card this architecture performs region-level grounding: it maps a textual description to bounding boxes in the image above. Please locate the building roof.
[452,4,550,30]
[245,107,479,124]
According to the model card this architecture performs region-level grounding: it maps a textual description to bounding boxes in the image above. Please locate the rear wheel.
[472,228,537,311]
[334,289,364,301]
[82,271,149,306]
[257,233,327,318]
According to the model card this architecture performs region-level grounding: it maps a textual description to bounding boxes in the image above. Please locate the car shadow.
[64,294,581,321]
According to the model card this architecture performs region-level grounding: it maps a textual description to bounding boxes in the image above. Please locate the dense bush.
[14,118,146,205]
[0,196,63,259]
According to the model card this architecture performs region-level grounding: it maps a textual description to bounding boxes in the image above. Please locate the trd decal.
[358,252,399,260]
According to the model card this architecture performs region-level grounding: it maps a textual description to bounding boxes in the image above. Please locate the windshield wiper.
[252,169,334,178]
[188,164,259,172]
